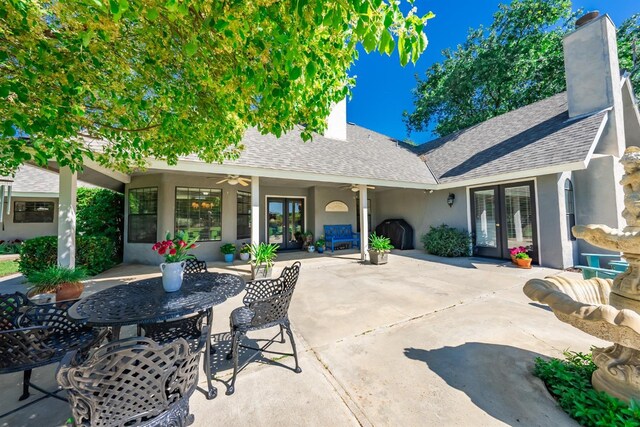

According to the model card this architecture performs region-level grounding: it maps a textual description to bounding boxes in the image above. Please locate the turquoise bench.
[324,224,360,252]
[576,265,620,280]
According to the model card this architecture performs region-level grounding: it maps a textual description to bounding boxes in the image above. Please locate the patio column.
[251,176,260,247]
[58,166,77,268]
[358,185,369,261]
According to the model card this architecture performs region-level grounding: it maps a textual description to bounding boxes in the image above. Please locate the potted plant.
[28,266,88,302]
[515,252,532,269]
[249,242,279,279]
[302,231,314,250]
[239,244,251,261]
[152,231,198,292]
[220,243,236,263]
[509,246,528,264]
[315,238,325,254]
[368,233,394,265]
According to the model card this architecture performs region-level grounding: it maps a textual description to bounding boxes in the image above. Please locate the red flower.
[178,240,187,248]
[152,243,160,251]
[190,244,196,249]
[169,248,177,255]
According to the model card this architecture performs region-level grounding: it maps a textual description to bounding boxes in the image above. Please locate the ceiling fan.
[340,184,375,192]
[215,175,251,186]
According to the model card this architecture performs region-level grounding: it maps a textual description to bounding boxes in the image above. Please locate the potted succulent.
[152,231,198,292]
[239,244,251,261]
[27,266,88,302]
[220,243,237,263]
[249,242,279,279]
[368,233,394,265]
[315,238,326,254]
[515,252,532,269]
[509,246,528,264]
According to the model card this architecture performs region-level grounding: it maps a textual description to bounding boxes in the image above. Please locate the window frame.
[127,187,158,244]
[13,201,55,223]
[564,179,576,241]
[236,190,251,240]
[174,187,223,242]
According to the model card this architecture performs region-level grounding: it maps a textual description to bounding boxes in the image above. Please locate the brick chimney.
[323,98,347,141]
[563,12,625,156]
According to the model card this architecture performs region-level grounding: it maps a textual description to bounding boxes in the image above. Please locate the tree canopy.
[404,0,640,139]
[0,0,434,175]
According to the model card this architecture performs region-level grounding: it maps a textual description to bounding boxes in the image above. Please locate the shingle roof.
[215,124,438,185]
[1,165,93,194]
[412,92,606,184]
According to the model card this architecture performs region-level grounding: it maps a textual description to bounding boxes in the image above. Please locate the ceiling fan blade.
[216,179,227,184]
[367,186,376,190]
[238,180,249,186]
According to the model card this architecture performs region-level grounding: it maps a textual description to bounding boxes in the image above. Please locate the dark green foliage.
[76,187,124,260]
[28,266,88,294]
[405,1,640,138]
[19,235,116,277]
[534,351,640,426]
[18,236,58,277]
[421,225,472,257]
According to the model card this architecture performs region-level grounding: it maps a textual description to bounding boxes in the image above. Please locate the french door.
[470,181,538,262]
[267,198,304,250]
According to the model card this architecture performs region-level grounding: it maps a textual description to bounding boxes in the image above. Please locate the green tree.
[405,1,639,138]
[0,0,434,176]
[76,187,124,259]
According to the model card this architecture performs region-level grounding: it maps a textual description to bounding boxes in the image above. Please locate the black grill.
[375,219,414,250]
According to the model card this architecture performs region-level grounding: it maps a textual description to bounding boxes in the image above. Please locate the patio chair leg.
[279,324,286,343]
[227,332,242,395]
[19,369,32,401]
[283,323,302,373]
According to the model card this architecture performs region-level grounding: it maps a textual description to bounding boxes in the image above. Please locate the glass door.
[267,197,304,250]
[470,181,538,262]
[471,186,502,258]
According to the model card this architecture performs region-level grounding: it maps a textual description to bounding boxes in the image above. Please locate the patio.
[0,251,604,426]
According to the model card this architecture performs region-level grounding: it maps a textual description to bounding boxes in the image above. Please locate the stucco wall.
[573,155,625,263]
[312,186,359,238]
[374,188,468,249]
[0,197,58,241]
[535,174,573,269]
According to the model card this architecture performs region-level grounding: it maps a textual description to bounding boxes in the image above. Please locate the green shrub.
[534,351,640,426]
[19,235,116,277]
[77,187,124,260]
[421,225,472,257]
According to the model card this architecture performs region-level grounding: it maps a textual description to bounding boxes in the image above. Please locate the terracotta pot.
[511,255,517,264]
[56,282,84,301]
[515,257,532,269]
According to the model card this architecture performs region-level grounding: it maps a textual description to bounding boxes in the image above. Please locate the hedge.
[76,187,124,260]
[19,235,116,278]
[421,224,472,257]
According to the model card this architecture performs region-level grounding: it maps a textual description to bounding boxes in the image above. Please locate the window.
[128,187,157,243]
[13,201,54,223]
[565,179,576,241]
[237,191,251,239]
[175,187,222,241]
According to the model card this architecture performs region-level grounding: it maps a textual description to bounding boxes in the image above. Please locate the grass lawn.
[0,260,19,277]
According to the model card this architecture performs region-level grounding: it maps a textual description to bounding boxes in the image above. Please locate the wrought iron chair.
[226,261,302,395]
[184,257,207,274]
[0,294,103,417]
[57,326,208,426]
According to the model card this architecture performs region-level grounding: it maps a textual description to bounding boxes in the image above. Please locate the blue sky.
[347,1,638,144]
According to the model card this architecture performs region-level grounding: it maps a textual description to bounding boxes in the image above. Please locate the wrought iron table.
[68,272,245,399]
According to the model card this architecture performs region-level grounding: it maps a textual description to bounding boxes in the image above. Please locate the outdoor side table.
[68,272,245,399]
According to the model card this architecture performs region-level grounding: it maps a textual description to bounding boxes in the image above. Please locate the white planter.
[251,264,273,280]
[369,250,389,265]
[240,252,250,261]
[160,261,186,292]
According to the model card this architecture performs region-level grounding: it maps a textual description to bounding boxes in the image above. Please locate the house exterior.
[7,13,640,270]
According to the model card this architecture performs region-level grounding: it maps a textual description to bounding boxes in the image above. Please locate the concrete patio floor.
[0,250,606,426]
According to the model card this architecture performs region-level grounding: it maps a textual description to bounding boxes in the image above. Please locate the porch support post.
[251,176,260,248]
[57,166,77,268]
[358,185,369,261]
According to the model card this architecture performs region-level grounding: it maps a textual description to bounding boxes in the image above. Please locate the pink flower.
[152,243,160,251]
[178,240,187,248]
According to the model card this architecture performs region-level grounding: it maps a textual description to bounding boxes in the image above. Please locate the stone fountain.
[524,146,640,403]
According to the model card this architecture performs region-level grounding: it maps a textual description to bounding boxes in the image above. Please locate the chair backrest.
[57,328,207,427]
[184,257,207,274]
[324,224,353,239]
[248,262,301,327]
[0,292,30,331]
[0,327,55,373]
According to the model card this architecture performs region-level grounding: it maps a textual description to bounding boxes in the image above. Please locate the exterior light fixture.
[447,193,455,208]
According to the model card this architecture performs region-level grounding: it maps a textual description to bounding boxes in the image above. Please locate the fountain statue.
[524,146,640,403]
